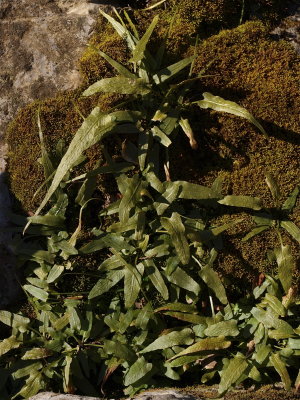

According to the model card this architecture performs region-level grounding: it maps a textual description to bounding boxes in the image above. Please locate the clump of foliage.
[1,5,300,400]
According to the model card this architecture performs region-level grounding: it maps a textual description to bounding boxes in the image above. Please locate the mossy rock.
[5,1,300,288]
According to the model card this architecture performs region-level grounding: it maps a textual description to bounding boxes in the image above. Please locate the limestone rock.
[29,393,102,400]
[132,389,199,400]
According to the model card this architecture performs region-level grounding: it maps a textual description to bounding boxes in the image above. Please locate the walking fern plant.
[1,8,299,400]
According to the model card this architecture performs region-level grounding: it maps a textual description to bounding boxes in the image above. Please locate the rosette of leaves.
[242,174,300,293]
[28,7,266,224]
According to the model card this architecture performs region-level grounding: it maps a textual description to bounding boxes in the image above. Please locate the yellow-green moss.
[168,21,300,283]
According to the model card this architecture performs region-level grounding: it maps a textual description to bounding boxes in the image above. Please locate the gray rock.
[0,0,108,306]
[271,4,300,54]
[29,393,102,400]
[28,389,200,400]
[132,389,199,400]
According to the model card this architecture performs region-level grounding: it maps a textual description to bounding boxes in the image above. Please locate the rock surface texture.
[29,390,200,400]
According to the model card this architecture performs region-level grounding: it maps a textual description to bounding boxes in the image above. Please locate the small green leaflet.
[124,356,153,386]
[140,328,194,353]
[161,212,190,265]
[0,311,29,332]
[218,195,262,210]
[197,92,267,136]
[82,76,151,96]
[218,354,249,395]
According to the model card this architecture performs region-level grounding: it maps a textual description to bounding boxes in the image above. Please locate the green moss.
[169,21,300,283]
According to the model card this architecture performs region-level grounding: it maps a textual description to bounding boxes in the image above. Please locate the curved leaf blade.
[197,92,267,136]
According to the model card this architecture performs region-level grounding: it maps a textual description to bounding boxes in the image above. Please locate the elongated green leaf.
[0,336,21,356]
[168,336,231,361]
[119,174,147,223]
[265,173,281,202]
[218,354,248,395]
[179,118,198,150]
[167,267,201,295]
[80,233,134,253]
[23,285,48,302]
[82,76,151,96]
[162,311,206,324]
[16,371,44,399]
[242,225,269,242]
[282,185,300,212]
[124,356,153,386]
[178,181,218,200]
[88,270,125,299]
[52,313,70,330]
[270,353,291,390]
[153,56,194,84]
[197,92,267,136]
[141,328,193,353]
[32,108,139,220]
[204,321,239,337]
[95,48,136,78]
[281,221,300,243]
[37,109,54,180]
[124,263,143,308]
[130,15,159,63]
[28,215,65,227]
[274,245,294,293]
[161,212,190,264]
[199,265,227,304]
[167,354,204,368]
[144,260,168,300]
[156,303,198,313]
[100,9,136,51]
[218,195,262,210]
[13,362,43,379]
